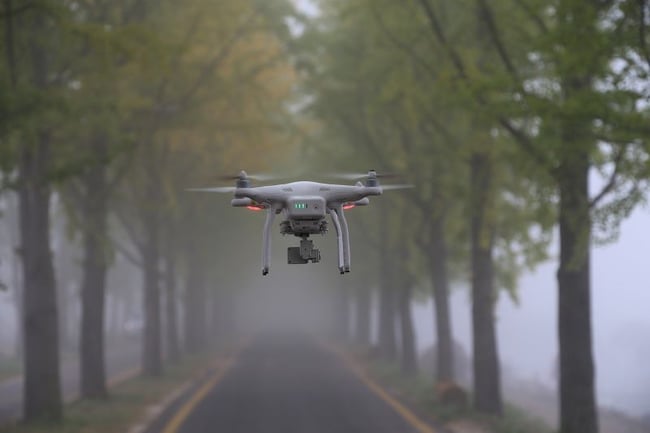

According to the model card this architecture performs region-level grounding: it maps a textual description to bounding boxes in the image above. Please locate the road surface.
[150,334,437,433]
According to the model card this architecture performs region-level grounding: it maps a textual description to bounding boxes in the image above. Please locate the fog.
[234,202,650,418]
[414,207,650,416]
[2,1,649,432]
[1,188,650,421]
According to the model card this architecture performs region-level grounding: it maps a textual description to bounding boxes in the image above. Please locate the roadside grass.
[0,350,92,384]
[363,355,554,433]
[0,353,216,433]
[0,358,21,383]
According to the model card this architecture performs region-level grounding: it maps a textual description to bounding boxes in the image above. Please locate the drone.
[189,170,410,275]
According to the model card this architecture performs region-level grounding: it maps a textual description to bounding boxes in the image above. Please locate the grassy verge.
[363,354,554,433]
[0,353,217,433]
[0,359,21,382]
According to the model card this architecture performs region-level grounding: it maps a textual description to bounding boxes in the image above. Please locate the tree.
[411,0,650,429]
[8,4,69,421]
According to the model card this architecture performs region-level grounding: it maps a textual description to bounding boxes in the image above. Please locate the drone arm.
[335,207,351,272]
[329,210,345,274]
[262,208,276,276]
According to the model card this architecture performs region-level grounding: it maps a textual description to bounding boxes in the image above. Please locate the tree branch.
[589,145,627,208]
[416,0,468,79]
[112,202,145,254]
[497,117,553,172]
[369,3,439,78]
[513,0,549,34]
[0,1,35,18]
[175,11,258,110]
[476,0,520,81]
[414,0,553,174]
[111,236,143,268]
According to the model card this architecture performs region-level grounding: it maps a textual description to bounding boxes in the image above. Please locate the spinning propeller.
[325,170,413,190]
[187,170,277,193]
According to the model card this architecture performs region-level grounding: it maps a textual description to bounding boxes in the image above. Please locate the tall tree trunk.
[378,265,397,359]
[355,285,371,346]
[557,149,597,433]
[555,2,599,430]
[3,0,17,87]
[142,218,162,376]
[470,152,502,415]
[398,280,417,375]
[79,142,109,399]
[377,208,397,360]
[7,194,24,360]
[429,214,454,383]
[377,288,396,359]
[20,13,62,422]
[19,137,62,422]
[164,247,180,363]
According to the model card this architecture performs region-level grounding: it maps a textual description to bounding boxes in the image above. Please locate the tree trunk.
[20,13,62,421]
[80,143,109,399]
[164,247,180,363]
[3,0,17,87]
[557,151,598,433]
[470,152,502,415]
[554,2,599,429]
[398,280,417,375]
[429,214,454,383]
[378,263,397,360]
[19,137,63,422]
[7,194,24,360]
[355,284,371,346]
[377,206,397,359]
[142,219,162,376]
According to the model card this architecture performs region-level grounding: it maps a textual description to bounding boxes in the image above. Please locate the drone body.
[190,170,406,275]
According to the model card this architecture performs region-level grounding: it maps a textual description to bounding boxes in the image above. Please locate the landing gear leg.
[329,209,345,274]
[262,208,275,276]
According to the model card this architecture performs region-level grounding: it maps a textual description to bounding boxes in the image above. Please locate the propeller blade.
[247,173,282,182]
[216,172,282,182]
[186,187,236,193]
[215,174,242,181]
[381,184,415,191]
[325,172,368,180]
[325,172,402,180]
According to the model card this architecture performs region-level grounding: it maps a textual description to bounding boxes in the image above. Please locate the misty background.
[2,191,648,416]
[1,0,649,432]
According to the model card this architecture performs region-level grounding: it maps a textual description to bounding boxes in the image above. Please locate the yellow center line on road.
[160,342,248,433]
[323,342,439,433]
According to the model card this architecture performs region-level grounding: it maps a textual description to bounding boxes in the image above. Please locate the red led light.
[247,206,264,211]
[342,203,355,210]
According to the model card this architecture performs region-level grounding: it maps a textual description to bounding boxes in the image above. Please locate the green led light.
[295,203,307,209]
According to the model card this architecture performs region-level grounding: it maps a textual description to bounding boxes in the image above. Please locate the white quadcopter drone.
[189,170,410,275]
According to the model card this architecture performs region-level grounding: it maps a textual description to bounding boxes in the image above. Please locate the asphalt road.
[157,335,430,433]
